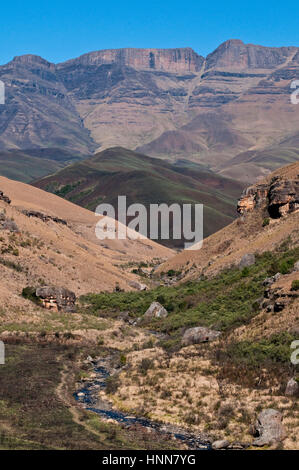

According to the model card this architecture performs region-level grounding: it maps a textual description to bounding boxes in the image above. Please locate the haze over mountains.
[1,39,299,183]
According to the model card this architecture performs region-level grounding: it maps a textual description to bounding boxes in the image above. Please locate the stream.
[74,359,211,450]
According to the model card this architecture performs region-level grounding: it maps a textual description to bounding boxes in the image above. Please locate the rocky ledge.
[237,174,299,218]
[22,210,67,225]
[35,286,76,313]
[0,190,11,204]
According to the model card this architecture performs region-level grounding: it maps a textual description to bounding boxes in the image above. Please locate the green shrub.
[291,280,299,291]
[0,257,23,272]
[241,266,250,277]
[22,286,41,305]
[119,354,126,366]
[106,375,120,394]
[79,246,299,337]
[263,218,270,227]
[138,358,153,375]
[226,332,297,366]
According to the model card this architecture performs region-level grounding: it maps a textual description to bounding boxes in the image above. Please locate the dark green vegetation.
[0,148,83,183]
[21,286,42,305]
[33,147,245,247]
[0,341,177,450]
[0,257,23,272]
[224,332,297,366]
[81,246,299,354]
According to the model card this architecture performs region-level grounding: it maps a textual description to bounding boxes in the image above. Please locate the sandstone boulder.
[212,439,229,450]
[129,280,148,291]
[182,326,221,346]
[239,253,255,269]
[36,286,76,313]
[268,176,299,218]
[237,183,268,215]
[237,175,299,219]
[22,210,67,225]
[144,302,168,319]
[263,273,281,286]
[285,378,299,397]
[252,409,285,446]
[0,191,11,204]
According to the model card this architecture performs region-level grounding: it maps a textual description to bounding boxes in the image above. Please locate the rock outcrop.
[237,183,268,214]
[252,409,286,446]
[262,280,298,313]
[182,326,221,346]
[268,176,299,218]
[238,253,255,269]
[206,39,296,71]
[0,191,11,204]
[237,174,299,218]
[35,286,76,313]
[263,273,281,287]
[129,280,148,291]
[285,378,299,397]
[211,439,230,450]
[144,302,168,319]
[61,47,205,73]
[22,210,67,225]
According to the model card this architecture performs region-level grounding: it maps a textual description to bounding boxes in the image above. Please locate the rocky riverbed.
[74,357,211,450]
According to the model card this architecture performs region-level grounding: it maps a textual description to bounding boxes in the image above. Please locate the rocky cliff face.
[0,54,95,154]
[59,47,205,73]
[237,171,299,218]
[1,40,299,182]
[206,39,297,70]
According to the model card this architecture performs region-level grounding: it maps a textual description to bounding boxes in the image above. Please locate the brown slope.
[158,162,299,278]
[0,176,173,311]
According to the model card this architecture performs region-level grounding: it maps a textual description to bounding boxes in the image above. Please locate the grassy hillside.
[219,145,299,182]
[33,147,245,248]
[0,148,83,183]
[80,245,299,344]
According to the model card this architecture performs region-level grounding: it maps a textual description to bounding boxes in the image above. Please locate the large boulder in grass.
[252,409,286,446]
[0,191,11,204]
[129,280,148,291]
[285,378,299,397]
[144,302,168,319]
[182,326,221,347]
[238,253,255,269]
[212,439,230,450]
[36,286,76,313]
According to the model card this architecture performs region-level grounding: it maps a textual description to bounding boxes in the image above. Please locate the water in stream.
[74,361,210,450]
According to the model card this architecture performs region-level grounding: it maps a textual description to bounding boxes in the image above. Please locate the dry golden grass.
[158,162,299,280]
[0,176,172,313]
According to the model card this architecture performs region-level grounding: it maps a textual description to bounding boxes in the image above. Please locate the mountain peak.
[11,54,53,68]
[207,39,296,70]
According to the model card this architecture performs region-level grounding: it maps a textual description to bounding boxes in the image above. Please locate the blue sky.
[1,0,298,65]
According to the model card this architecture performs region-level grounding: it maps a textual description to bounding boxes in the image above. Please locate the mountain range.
[1,39,299,183]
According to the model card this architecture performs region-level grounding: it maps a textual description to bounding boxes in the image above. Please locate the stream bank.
[74,358,211,450]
